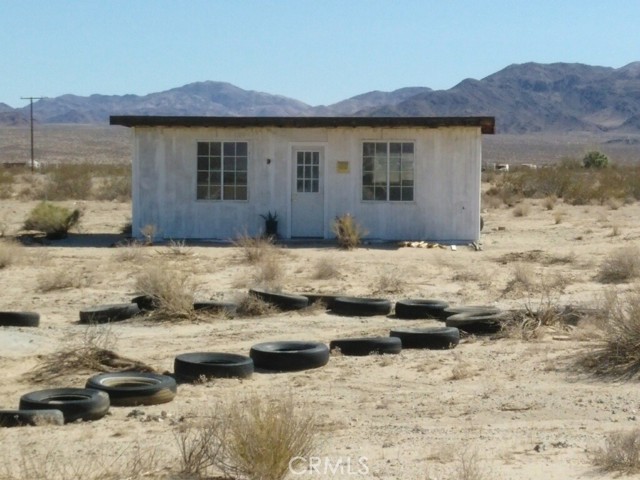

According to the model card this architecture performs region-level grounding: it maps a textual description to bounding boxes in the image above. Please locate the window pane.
[210,143,221,155]
[304,179,311,192]
[363,143,375,156]
[389,187,401,201]
[401,159,413,172]
[311,179,319,192]
[210,186,221,200]
[197,186,208,200]
[402,143,414,154]
[197,157,208,170]
[297,179,303,192]
[211,157,221,170]
[305,152,311,162]
[223,157,234,170]
[210,171,221,184]
[223,143,235,156]
[375,143,386,155]
[197,171,208,183]
[297,165,304,179]
[390,143,401,155]
[389,157,401,171]
[236,157,247,171]
[389,171,400,186]
[312,152,319,164]
[311,165,319,179]
[236,186,247,200]
[223,186,234,199]
[223,172,235,184]
[197,143,209,156]
[304,166,311,178]
[362,186,374,200]
[375,187,387,201]
[236,142,247,156]
[236,171,247,186]
[402,188,414,201]
[362,173,373,185]
[297,152,304,163]
[363,157,374,171]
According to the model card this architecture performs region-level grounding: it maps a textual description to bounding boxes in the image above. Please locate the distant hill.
[3,62,640,133]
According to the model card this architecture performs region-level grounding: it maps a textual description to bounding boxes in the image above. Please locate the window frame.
[196,140,249,202]
[361,140,415,203]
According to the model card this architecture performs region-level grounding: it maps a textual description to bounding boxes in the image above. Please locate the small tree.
[583,151,609,169]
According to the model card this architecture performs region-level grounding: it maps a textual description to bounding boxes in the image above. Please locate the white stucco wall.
[130,125,482,242]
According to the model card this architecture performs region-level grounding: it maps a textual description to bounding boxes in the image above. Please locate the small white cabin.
[110,116,495,243]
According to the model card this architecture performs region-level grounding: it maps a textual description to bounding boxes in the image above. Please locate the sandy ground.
[1,197,640,479]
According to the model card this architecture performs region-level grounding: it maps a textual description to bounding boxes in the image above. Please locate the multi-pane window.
[362,142,414,201]
[197,141,248,200]
[296,151,320,193]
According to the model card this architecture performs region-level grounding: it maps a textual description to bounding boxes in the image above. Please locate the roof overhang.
[110,116,495,134]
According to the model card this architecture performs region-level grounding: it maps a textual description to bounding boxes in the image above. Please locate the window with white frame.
[197,141,248,200]
[362,142,414,201]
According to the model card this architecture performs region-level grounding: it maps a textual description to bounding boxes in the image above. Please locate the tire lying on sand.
[390,327,460,349]
[445,311,507,335]
[19,388,110,423]
[248,288,309,311]
[193,301,237,315]
[132,295,158,311]
[174,352,254,381]
[443,305,501,317]
[394,299,449,320]
[250,341,329,372]
[329,336,402,356]
[0,311,40,328]
[85,372,177,406]
[0,409,64,427]
[79,303,141,324]
[330,297,392,317]
[299,293,340,310]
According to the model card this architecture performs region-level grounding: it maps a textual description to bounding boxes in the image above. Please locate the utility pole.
[20,96,43,173]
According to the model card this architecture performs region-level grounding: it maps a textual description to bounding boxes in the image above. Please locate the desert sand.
[1,196,640,479]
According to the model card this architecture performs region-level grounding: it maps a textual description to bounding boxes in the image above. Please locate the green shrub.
[23,202,82,239]
[583,151,609,169]
[332,213,367,250]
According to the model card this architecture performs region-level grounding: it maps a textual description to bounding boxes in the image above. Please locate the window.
[362,142,414,201]
[197,141,248,200]
[296,151,320,193]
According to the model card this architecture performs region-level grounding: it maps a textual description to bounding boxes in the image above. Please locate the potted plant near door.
[260,211,278,237]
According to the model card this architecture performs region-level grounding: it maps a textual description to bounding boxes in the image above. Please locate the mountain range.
[2,61,640,134]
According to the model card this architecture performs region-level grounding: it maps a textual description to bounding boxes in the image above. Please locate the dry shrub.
[512,202,530,217]
[43,164,92,200]
[23,202,82,239]
[174,413,225,477]
[234,293,277,317]
[161,239,193,257]
[481,192,503,209]
[373,269,406,294]
[543,195,557,210]
[36,267,85,292]
[113,242,146,262]
[553,209,565,224]
[332,213,367,250]
[311,258,340,280]
[140,224,157,245]
[597,246,640,283]
[578,288,640,378]
[0,238,23,269]
[253,256,284,289]
[606,197,623,210]
[28,325,155,383]
[234,233,277,264]
[134,263,196,321]
[93,172,131,201]
[218,395,317,480]
[592,428,640,474]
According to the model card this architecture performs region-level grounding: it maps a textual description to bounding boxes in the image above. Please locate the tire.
[132,295,158,311]
[174,352,254,381]
[329,337,402,356]
[249,288,309,311]
[79,303,141,324]
[443,305,501,318]
[330,297,392,317]
[395,299,449,320]
[0,311,40,327]
[85,372,177,406]
[0,409,64,427]
[446,311,506,334]
[390,327,460,349]
[19,388,110,423]
[250,341,329,372]
[193,301,237,314]
[300,293,340,309]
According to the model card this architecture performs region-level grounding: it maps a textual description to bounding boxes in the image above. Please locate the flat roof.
[110,116,495,134]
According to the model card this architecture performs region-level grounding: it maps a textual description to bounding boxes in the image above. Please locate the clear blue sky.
[2,0,639,109]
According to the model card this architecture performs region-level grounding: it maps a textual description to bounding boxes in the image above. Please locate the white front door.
[291,148,324,237]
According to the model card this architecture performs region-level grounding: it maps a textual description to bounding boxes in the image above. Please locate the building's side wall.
[131,125,481,242]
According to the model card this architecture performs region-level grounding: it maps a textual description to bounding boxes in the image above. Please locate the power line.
[20,96,44,173]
